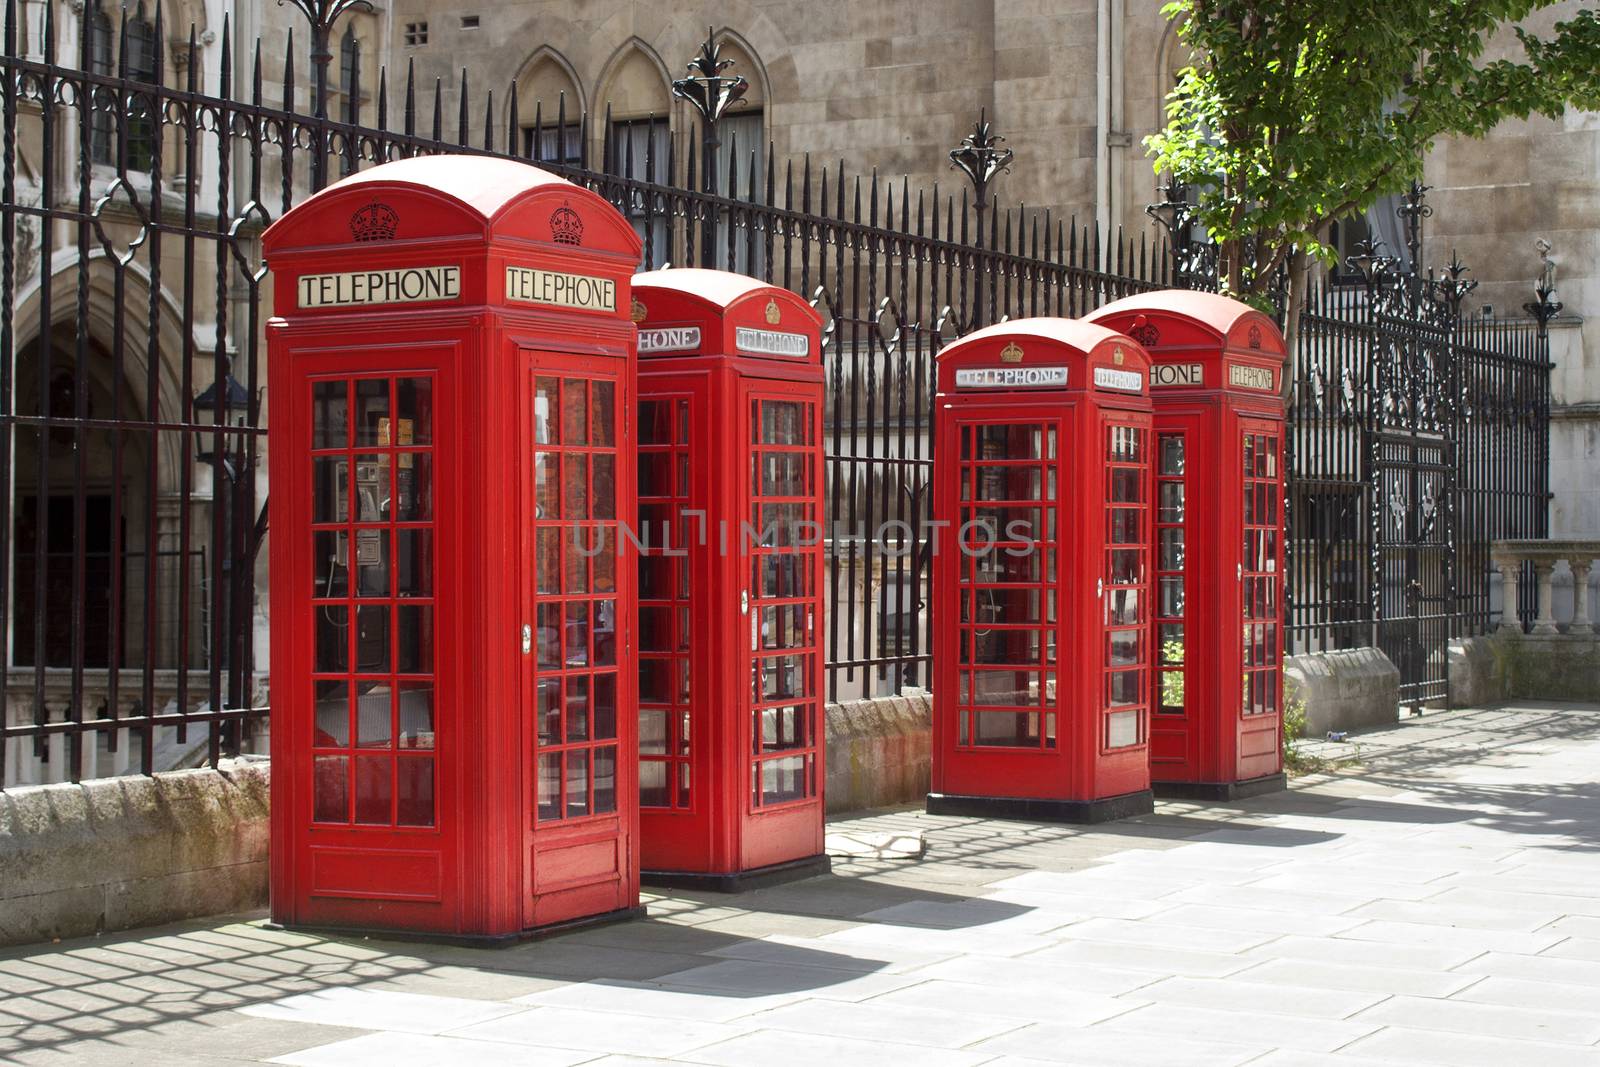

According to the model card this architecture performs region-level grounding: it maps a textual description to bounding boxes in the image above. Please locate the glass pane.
[639,400,670,444]
[537,752,562,820]
[972,627,1042,665]
[396,529,432,597]
[973,711,1040,747]
[1160,577,1186,617]
[760,401,806,445]
[312,531,349,598]
[1159,482,1185,523]
[563,453,589,520]
[1159,435,1185,476]
[593,746,617,815]
[396,758,435,826]
[312,457,347,524]
[592,455,616,520]
[1106,589,1140,626]
[591,380,614,446]
[1107,709,1141,748]
[593,599,617,666]
[395,377,433,445]
[640,607,671,651]
[756,654,810,701]
[565,675,590,742]
[396,605,432,674]
[565,526,590,594]
[312,380,348,449]
[1108,670,1142,707]
[394,452,432,522]
[970,669,1039,706]
[354,757,390,824]
[562,379,588,444]
[639,709,669,754]
[355,681,393,747]
[535,376,560,444]
[760,453,808,497]
[355,604,390,673]
[760,755,807,804]
[565,602,590,666]
[639,555,671,600]
[354,531,389,597]
[565,749,590,818]
[354,378,390,447]
[1110,508,1141,545]
[593,674,617,739]
[639,453,671,498]
[639,759,669,806]
[1160,624,1186,664]
[316,606,349,672]
[1160,668,1186,711]
[1110,549,1143,584]
[975,423,1043,461]
[354,455,390,522]
[537,678,561,746]
[758,705,807,751]
[313,756,348,822]
[398,682,434,748]
[1109,629,1141,667]
[537,603,562,670]
[535,452,559,519]
[1159,528,1185,572]
[1111,468,1142,503]
[639,659,670,704]
[313,680,349,747]
[536,527,561,594]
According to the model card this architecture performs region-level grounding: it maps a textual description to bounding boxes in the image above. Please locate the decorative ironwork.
[0,8,1553,786]
[1524,238,1563,330]
[670,28,748,267]
[277,0,373,188]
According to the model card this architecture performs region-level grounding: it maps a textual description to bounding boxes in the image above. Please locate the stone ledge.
[1453,633,1600,703]
[825,689,932,814]
[1284,647,1400,735]
[0,758,269,947]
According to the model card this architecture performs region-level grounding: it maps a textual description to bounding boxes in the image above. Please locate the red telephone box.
[628,268,828,889]
[929,319,1156,822]
[263,156,643,940]
[1086,291,1289,799]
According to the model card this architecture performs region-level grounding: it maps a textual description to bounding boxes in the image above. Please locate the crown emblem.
[1248,323,1263,349]
[1129,322,1160,347]
[764,299,781,325]
[1114,347,1125,365]
[549,202,584,246]
[630,298,648,324]
[349,202,398,242]
[999,342,1024,363]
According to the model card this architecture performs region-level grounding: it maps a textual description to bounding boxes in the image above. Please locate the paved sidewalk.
[4,700,1600,1066]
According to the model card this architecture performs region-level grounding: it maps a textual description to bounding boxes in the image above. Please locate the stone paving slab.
[3,700,1600,1066]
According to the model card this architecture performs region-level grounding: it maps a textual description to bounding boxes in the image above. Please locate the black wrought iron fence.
[0,6,1552,785]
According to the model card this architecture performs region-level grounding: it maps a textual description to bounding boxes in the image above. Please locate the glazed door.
[741,383,825,869]
[301,367,447,914]
[635,382,711,871]
[1149,424,1197,781]
[936,414,1063,798]
[1237,418,1284,780]
[523,355,634,926]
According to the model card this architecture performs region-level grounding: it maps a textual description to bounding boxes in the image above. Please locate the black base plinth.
[1152,773,1288,801]
[264,903,647,949]
[925,789,1154,824]
[641,853,832,893]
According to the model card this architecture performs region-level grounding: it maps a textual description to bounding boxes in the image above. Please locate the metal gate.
[1369,431,1455,711]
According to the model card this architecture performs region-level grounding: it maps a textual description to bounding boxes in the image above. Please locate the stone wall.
[824,688,933,814]
[0,758,269,948]
[1283,646,1401,736]
[1453,634,1600,704]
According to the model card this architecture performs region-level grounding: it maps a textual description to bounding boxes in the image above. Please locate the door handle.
[741,590,750,615]
[521,623,532,655]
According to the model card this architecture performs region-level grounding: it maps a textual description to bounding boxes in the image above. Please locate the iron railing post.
[671,28,748,268]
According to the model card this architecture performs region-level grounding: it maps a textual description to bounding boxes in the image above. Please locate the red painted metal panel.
[1086,291,1288,793]
[266,156,641,940]
[631,269,827,881]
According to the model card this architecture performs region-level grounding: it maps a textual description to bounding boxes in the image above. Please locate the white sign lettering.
[735,327,811,357]
[1229,364,1275,391]
[637,326,702,354]
[504,266,617,313]
[297,265,460,309]
[1094,366,1144,393]
[1150,362,1204,387]
[955,366,1068,389]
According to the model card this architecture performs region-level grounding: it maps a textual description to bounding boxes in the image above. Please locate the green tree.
[1148,0,1600,325]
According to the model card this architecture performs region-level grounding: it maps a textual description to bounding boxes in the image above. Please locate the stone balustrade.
[1491,540,1599,636]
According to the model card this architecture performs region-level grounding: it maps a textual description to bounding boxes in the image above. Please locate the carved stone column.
[1496,561,1523,635]
[1572,559,1595,637]
[1531,561,1560,635]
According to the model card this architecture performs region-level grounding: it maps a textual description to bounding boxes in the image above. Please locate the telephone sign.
[1088,291,1289,799]
[265,155,645,941]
